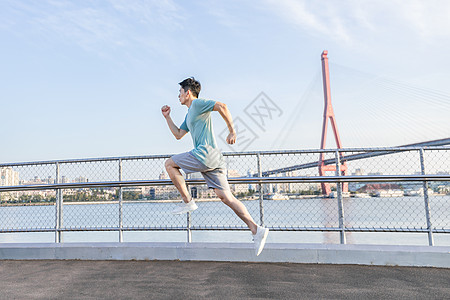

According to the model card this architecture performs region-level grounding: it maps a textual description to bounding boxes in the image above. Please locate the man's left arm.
[213,102,236,145]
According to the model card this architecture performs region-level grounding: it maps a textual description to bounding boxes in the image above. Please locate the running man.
[161,77,269,256]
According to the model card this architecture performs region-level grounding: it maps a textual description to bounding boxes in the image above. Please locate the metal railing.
[1,147,449,245]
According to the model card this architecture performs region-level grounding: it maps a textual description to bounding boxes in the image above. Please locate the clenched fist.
[161,105,171,118]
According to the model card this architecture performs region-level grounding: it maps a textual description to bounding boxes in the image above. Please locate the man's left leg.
[165,158,198,214]
[165,158,191,203]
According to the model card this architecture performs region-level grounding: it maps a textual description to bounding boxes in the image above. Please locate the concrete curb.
[1,243,449,268]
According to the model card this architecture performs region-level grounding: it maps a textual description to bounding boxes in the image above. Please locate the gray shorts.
[171,152,230,191]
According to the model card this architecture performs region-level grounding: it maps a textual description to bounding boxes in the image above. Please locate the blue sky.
[1,0,450,162]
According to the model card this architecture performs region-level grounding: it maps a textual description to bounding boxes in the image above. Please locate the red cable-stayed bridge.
[261,137,450,177]
[259,51,450,195]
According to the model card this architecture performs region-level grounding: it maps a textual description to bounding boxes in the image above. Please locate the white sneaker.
[252,226,269,256]
[171,200,198,215]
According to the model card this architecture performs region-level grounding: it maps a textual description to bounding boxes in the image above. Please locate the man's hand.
[226,131,236,144]
[214,102,237,145]
[161,105,171,118]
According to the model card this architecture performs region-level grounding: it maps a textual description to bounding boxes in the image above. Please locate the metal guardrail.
[1,147,449,245]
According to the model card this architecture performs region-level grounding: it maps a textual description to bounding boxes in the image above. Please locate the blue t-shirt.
[180,98,225,169]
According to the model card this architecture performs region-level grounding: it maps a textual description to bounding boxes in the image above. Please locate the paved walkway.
[0,260,449,299]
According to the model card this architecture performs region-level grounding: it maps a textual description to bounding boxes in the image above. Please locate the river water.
[1,196,449,246]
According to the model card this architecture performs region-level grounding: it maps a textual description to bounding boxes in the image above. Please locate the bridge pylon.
[319,50,348,195]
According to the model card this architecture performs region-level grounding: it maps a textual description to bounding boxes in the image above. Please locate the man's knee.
[165,158,176,171]
[215,189,230,203]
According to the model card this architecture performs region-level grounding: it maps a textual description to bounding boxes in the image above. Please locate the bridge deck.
[1,259,449,299]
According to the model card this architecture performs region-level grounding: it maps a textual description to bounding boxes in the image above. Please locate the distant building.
[46,176,55,184]
[123,187,145,194]
[159,171,167,180]
[368,172,383,176]
[0,167,19,186]
[352,168,364,176]
[188,173,216,198]
[152,185,181,199]
[227,169,248,194]
[247,169,256,191]
[74,176,88,183]
[280,171,295,193]
[263,171,295,194]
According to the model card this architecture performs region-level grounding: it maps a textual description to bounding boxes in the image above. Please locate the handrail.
[1,175,449,192]
[2,145,450,167]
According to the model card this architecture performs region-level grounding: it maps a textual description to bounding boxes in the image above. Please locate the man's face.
[178,87,189,105]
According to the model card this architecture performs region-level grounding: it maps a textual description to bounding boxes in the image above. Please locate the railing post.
[119,159,123,243]
[335,150,346,244]
[186,173,192,243]
[55,162,63,243]
[419,148,434,246]
[257,152,264,227]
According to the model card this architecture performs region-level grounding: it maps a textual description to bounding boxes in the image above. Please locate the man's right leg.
[164,158,191,203]
[214,188,269,256]
[214,188,258,234]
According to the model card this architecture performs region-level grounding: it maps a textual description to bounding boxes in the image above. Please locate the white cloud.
[263,0,450,45]
[203,3,241,29]
[109,0,182,29]
[1,0,184,59]
[395,0,450,39]
[263,0,353,43]
[36,6,124,51]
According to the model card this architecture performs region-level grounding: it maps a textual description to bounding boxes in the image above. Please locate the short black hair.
[179,77,201,98]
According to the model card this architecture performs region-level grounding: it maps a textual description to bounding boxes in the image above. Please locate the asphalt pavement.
[0,260,449,299]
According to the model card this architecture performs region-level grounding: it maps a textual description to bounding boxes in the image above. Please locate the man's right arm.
[161,105,187,140]
[165,116,187,140]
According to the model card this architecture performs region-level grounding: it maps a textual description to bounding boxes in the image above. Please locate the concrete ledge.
[1,242,449,268]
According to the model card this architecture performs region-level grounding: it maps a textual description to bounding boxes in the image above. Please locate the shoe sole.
[256,228,269,256]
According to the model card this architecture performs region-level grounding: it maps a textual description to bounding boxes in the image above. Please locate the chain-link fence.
[1,147,449,245]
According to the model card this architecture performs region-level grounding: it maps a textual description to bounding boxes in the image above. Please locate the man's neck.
[186,97,198,108]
